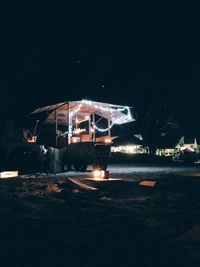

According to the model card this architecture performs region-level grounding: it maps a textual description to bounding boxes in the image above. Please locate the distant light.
[125,145,136,153]
[102,85,105,88]
[0,171,18,178]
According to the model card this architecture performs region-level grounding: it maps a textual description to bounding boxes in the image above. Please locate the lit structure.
[156,136,198,157]
[111,134,148,154]
[176,136,198,151]
[31,99,134,144]
[30,99,135,174]
[111,144,147,154]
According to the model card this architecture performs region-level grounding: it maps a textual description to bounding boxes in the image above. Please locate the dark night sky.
[1,2,200,133]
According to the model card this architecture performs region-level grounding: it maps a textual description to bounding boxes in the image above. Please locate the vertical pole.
[108,116,111,137]
[89,115,91,141]
[75,115,78,130]
[92,113,95,142]
[68,102,71,144]
[55,109,58,147]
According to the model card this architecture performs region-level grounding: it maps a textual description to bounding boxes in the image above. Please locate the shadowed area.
[0,164,200,266]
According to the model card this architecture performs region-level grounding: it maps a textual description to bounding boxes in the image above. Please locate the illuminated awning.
[30,99,135,126]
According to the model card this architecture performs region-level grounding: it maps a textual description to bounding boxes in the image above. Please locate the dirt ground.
[1,164,200,267]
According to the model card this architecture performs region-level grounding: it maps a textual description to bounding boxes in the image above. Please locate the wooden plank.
[68,178,98,191]
[139,180,156,187]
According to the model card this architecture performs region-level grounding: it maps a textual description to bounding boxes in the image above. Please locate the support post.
[92,113,95,142]
[55,109,58,147]
[68,102,72,144]
[108,115,111,137]
[89,115,92,141]
[75,115,78,130]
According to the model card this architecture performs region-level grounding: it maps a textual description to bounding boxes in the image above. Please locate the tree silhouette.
[137,89,180,153]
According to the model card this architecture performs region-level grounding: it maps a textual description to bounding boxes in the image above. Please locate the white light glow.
[71,137,80,143]
[73,128,86,134]
[68,100,134,135]
[81,100,134,132]
[105,138,112,144]
[90,127,95,133]
[111,145,146,154]
[93,169,105,179]
[85,115,90,120]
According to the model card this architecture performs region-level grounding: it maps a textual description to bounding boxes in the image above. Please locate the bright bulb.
[73,128,86,134]
[93,170,105,179]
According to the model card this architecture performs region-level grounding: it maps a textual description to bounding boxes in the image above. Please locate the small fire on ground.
[93,169,109,180]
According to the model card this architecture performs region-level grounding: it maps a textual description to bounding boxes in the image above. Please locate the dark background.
[1,2,200,134]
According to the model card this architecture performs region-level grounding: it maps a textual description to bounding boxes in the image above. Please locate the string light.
[92,122,111,132]
[68,104,83,141]
[85,115,90,120]
[68,100,134,135]
[70,104,83,116]
[81,100,134,132]
[81,100,132,118]
[73,128,86,134]
[92,107,133,132]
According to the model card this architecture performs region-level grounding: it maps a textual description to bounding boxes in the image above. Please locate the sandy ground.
[1,164,200,266]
